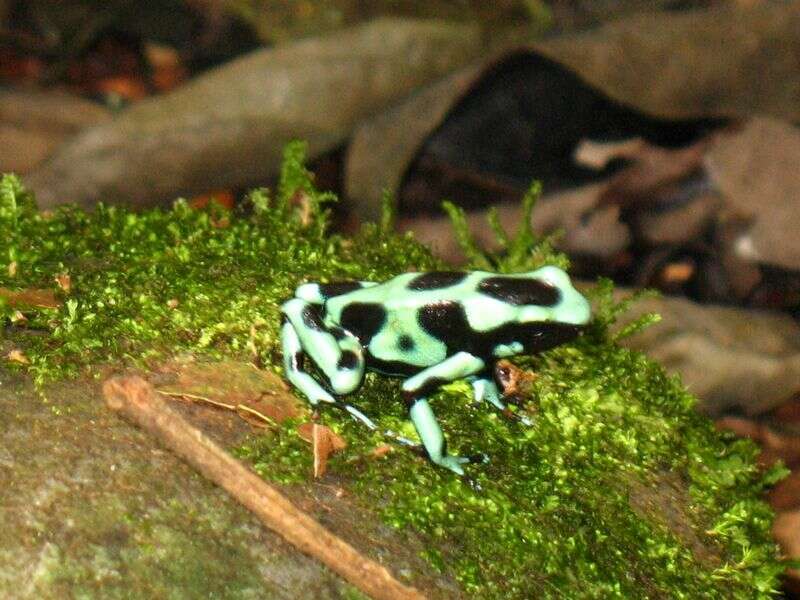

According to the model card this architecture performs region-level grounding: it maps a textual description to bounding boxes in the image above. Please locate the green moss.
[0,144,438,384]
[0,144,787,597]
[241,335,786,598]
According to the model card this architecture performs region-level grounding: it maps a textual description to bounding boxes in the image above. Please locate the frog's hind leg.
[281,299,375,429]
[401,352,487,474]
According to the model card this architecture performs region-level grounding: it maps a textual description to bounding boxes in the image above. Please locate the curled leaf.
[7,349,30,364]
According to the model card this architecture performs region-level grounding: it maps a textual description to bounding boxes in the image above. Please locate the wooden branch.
[103,376,426,600]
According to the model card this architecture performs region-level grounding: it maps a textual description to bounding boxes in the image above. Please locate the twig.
[103,376,426,600]
[157,389,235,410]
[157,389,278,429]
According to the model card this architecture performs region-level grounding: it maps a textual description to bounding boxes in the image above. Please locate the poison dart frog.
[280,266,591,474]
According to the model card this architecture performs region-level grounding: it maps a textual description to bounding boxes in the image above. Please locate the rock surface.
[616,292,800,415]
[0,373,460,599]
[25,19,483,210]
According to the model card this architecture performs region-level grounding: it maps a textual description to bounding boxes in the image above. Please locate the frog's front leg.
[281,298,374,429]
[470,376,533,426]
[402,352,486,474]
[470,377,505,411]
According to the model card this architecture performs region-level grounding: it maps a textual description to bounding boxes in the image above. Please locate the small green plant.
[441,181,568,273]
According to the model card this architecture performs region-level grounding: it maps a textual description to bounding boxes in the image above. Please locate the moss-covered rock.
[0,143,787,597]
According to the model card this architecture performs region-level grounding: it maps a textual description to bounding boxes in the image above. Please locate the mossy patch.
[0,143,787,598]
[0,144,438,384]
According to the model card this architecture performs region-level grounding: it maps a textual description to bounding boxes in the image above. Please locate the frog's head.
[517,265,591,327]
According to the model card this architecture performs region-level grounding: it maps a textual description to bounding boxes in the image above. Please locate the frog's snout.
[563,291,591,326]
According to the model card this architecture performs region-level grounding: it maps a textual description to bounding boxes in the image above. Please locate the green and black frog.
[281,266,591,473]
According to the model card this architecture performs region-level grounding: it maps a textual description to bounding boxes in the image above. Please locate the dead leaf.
[188,190,235,211]
[661,262,695,286]
[27,19,484,210]
[55,273,71,294]
[6,349,30,364]
[494,359,537,404]
[296,422,347,478]
[573,138,646,170]
[297,421,315,443]
[715,417,800,468]
[617,290,800,415]
[769,395,800,428]
[767,469,800,512]
[7,261,17,277]
[773,509,800,584]
[144,42,187,93]
[0,287,61,309]
[346,4,800,220]
[705,117,800,270]
[0,88,110,174]
[594,138,712,211]
[370,444,393,459]
[157,359,304,425]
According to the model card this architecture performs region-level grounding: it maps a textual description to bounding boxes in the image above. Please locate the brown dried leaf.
[772,509,800,581]
[494,359,537,402]
[769,395,800,428]
[310,423,347,479]
[705,117,800,270]
[0,287,61,309]
[54,273,71,294]
[157,359,304,425]
[7,349,30,364]
[767,469,800,512]
[27,19,483,210]
[370,444,393,459]
[0,88,110,174]
[346,4,800,219]
[297,421,314,444]
[715,416,800,468]
[618,291,800,415]
[573,138,646,170]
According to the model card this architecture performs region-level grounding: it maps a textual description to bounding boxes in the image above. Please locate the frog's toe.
[435,454,483,474]
[436,455,469,475]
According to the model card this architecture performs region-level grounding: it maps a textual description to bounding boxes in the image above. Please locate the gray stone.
[616,291,800,415]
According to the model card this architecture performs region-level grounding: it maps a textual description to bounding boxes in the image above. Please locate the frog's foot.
[500,406,534,427]
[470,376,533,426]
[500,392,526,408]
[317,399,377,430]
[432,454,472,475]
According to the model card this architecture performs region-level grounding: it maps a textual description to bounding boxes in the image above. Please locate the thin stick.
[103,376,426,600]
[157,389,236,410]
[157,389,278,429]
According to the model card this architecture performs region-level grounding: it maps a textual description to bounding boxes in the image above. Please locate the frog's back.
[324,271,476,320]
[322,272,477,372]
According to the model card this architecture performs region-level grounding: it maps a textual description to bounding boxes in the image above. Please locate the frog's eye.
[530,265,570,289]
[477,276,560,306]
